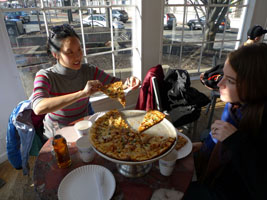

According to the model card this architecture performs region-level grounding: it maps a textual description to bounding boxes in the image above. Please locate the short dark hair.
[47,24,80,55]
[247,25,267,40]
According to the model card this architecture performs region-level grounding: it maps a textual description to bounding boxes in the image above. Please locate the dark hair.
[228,43,267,134]
[47,24,80,56]
[247,25,267,40]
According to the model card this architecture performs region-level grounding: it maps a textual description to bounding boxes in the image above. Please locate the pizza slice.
[175,135,188,151]
[122,129,149,161]
[138,110,166,133]
[101,81,126,107]
[90,110,130,160]
[90,110,144,161]
[140,132,176,159]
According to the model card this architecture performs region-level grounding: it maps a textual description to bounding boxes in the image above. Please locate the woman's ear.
[51,52,59,59]
[254,36,262,42]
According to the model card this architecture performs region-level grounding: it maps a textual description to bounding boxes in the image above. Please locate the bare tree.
[189,0,242,50]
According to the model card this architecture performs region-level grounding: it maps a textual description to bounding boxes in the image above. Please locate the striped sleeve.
[90,65,120,85]
[31,70,51,109]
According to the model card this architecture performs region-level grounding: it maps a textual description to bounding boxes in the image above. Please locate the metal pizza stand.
[88,110,177,178]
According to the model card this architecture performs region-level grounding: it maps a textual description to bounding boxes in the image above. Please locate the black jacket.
[197,104,267,200]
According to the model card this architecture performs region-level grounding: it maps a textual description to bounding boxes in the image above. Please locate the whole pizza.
[89,110,176,161]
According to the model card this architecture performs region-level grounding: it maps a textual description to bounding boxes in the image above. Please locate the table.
[33,126,195,200]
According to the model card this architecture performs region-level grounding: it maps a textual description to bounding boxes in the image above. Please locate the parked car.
[164,13,177,30]
[187,16,230,32]
[5,20,25,36]
[83,14,125,29]
[112,9,128,23]
[4,11,30,23]
[30,10,42,15]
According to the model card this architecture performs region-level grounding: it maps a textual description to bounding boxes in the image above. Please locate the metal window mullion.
[41,0,49,38]
[197,0,210,72]
[234,0,249,49]
[169,18,176,60]
[218,0,231,59]
[84,47,134,58]
[78,0,87,63]
[164,3,248,7]
[0,4,135,13]
[108,5,116,77]
[178,0,187,68]
[162,39,242,47]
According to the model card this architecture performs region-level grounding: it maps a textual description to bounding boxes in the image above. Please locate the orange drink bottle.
[52,135,72,168]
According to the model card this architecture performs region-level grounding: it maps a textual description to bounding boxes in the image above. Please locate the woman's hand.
[123,76,141,90]
[211,120,237,142]
[82,80,103,97]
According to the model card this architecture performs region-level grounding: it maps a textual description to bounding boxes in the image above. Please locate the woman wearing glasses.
[32,24,140,138]
[184,43,267,199]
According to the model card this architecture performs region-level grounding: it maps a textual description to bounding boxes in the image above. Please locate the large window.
[1,0,135,98]
[162,0,249,74]
[0,0,263,98]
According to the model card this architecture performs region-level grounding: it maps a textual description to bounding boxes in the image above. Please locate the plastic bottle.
[52,134,72,168]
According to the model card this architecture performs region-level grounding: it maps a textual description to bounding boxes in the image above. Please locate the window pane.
[184,5,206,42]
[46,10,70,25]
[162,1,247,74]
[86,54,113,74]
[115,50,133,79]
[4,10,49,66]
[18,63,50,98]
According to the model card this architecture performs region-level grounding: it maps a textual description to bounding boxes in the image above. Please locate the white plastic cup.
[159,149,177,176]
[74,120,92,137]
[76,136,96,163]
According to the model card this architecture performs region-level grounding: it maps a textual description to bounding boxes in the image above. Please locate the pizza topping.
[100,81,126,107]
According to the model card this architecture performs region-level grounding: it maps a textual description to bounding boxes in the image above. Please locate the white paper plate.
[176,130,193,159]
[58,165,116,200]
[58,126,80,143]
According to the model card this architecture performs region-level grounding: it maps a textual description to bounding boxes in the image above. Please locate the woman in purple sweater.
[31,24,140,138]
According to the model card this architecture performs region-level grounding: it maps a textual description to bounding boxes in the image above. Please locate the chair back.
[151,76,163,112]
[135,64,165,111]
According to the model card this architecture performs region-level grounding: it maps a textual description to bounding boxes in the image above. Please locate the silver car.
[83,14,125,29]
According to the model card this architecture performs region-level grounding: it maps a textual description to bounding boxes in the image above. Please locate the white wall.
[0,14,26,163]
[132,0,164,81]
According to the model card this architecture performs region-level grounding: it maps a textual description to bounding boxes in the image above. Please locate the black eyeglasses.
[49,24,74,38]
